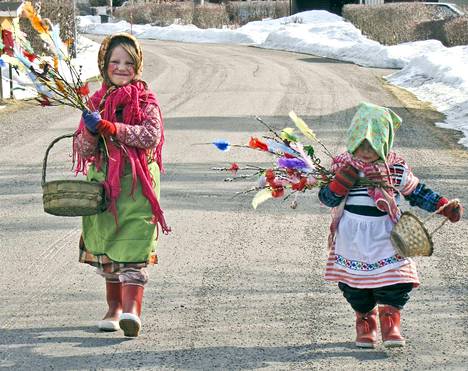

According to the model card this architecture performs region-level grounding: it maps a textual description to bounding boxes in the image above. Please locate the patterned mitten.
[329,165,360,196]
[97,119,117,136]
[437,197,463,223]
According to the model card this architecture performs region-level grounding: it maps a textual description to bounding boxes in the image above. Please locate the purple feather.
[277,157,307,169]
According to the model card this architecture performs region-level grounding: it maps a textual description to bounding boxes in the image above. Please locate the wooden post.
[8,63,13,99]
[0,64,3,101]
[72,0,77,58]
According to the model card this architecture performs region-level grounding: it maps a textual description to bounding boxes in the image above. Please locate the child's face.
[353,140,380,163]
[107,45,136,86]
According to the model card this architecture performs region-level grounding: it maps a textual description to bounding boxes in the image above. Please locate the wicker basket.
[390,212,433,257]
[42,134,107,217]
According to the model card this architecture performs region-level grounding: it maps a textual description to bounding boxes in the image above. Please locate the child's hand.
[329,165,360,196]
[437,198,464,223]
[82,110,101,134]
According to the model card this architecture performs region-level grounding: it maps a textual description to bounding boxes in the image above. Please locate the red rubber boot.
[355,307,378,348]
[98,280,122,332]
[119,284,144,337]
[379,305,405,347]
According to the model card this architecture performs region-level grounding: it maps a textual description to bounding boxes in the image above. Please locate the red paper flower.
[76,82,90,96]
[291,177,307,191]
[23,50,36,62]
[228,162,239,175]
[249,137,268,151]
[271,185,284,198]
[265,169,275,181]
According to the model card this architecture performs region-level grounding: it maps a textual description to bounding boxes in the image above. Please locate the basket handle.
[422,199,460,236]
[41,133,76,187]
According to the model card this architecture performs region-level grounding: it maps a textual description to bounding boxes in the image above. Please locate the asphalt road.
[0,39,467,370]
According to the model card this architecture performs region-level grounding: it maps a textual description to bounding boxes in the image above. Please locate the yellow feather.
[289,111,316,141]
[251,188,273,209]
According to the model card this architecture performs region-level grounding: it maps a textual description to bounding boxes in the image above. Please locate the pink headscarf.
[74,80,170,235]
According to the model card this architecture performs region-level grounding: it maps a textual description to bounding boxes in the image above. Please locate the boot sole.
[98,320,120,332]
[119,313,141,337]
[383,340,405,347]
[356,341,376,348]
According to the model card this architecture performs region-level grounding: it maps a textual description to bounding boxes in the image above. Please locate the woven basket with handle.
[42,133,107,217]
[390,200,459,257]
[390,212,433,257]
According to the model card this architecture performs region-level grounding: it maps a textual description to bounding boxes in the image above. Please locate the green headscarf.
[346,102,402,160]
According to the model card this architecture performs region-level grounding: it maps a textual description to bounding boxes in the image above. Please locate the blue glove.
[82,110,101,134]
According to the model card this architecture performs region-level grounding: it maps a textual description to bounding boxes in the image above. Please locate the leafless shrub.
[114,2,193,26]
[342,3,433,45]
[443,16,468,46]
[114,1,289,28]
[192,4,229,29]
[226,1,289,26]
[343,3,468,47]
[114,3,151,25]
[150,3,193,27]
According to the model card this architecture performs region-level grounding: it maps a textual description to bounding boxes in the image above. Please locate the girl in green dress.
[74,33,170,337]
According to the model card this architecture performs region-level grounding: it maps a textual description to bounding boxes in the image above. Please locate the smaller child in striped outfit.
[318,102,463,348]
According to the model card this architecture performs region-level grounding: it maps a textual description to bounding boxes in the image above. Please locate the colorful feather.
[212,139,231,152]
[50,23,68,60]
[280,127,298,142]
[290,142,316,171]
[252,188,273,209]
[289,111,316,141]
[277,157,307,170]
[27,71,53,97]
[21,2,49,34]
[265,139,298,156]
[13,47,32,69]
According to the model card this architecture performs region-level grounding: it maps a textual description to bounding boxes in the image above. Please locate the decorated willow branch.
[5,2,91,111]
[207,111,387,209]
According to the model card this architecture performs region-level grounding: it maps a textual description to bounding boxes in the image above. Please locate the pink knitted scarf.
[74,81,170,235]
[332,151,405,221]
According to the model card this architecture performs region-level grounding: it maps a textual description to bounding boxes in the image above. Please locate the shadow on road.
[0,326,389,369]
[299,56,355,65]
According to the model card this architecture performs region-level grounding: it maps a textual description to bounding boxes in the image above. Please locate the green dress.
[80,160,160,267]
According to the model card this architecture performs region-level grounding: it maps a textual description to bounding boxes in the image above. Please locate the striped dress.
[322,163,421,289]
